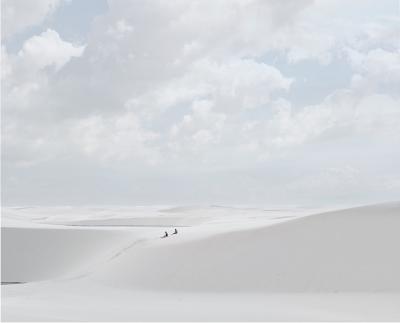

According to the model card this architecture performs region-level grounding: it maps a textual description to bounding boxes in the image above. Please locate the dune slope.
[91,203,400,292]
[1,227,133,283]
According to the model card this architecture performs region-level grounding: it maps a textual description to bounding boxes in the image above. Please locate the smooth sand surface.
[2,203,400,321]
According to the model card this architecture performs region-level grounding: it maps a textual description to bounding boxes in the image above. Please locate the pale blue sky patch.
[3,0,108,53]
[261,52,353,108]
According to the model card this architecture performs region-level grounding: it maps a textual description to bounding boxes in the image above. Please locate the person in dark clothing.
[162,231,168,238]
[173,228,178,235]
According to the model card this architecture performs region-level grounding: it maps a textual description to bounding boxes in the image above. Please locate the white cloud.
[107,19,134,39]
[168,99,226,154]
[347,47,400,89]
[70,112,160,164]
[238,89,400,159]
[1,0,62,38]
[2,29,85,115]
[1,46,12,79]
[2,0,400,205]
[18,29,85,71]
[127,57,292,120]
[283,24,335,64]
[350,17,400,52]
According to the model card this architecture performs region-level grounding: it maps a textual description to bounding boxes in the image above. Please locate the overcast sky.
[2,0,400,206]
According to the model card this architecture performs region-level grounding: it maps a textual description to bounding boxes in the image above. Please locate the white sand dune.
[1,227,136,283]
[50,216,208,227]
[2,202,400,321]
[4,282,400,321]
[90,202,400,292]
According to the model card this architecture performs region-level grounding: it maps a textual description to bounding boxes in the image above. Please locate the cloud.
[2,0,400,205]
[168,99,226,155]
[107,19,134,39]
[1,0,62,39]
[18,29,85,71]
[70,112,160,164]
[126,58,292,120]
[1,46,12,79]
[347,47,400,90]
[2,29,86,168]
[241,91,400,154]
[2,29,85,117]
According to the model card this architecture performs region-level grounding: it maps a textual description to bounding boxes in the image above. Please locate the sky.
[1,0,400,206]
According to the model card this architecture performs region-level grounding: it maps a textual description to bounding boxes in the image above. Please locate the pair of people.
[162,228,178,238]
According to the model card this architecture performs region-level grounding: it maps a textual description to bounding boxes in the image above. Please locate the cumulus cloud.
[237,88,400,163]
[2,28,86,168]
[1,0,62,38]
[2,29,85,116]
[2,0,400,205]
[70,112,160,163]
[1,45,13,79]
[126,58,292,120]
[347,47,400,90]
[106,19,134,39]
[18,29,85,71]
[168,99,227,154]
